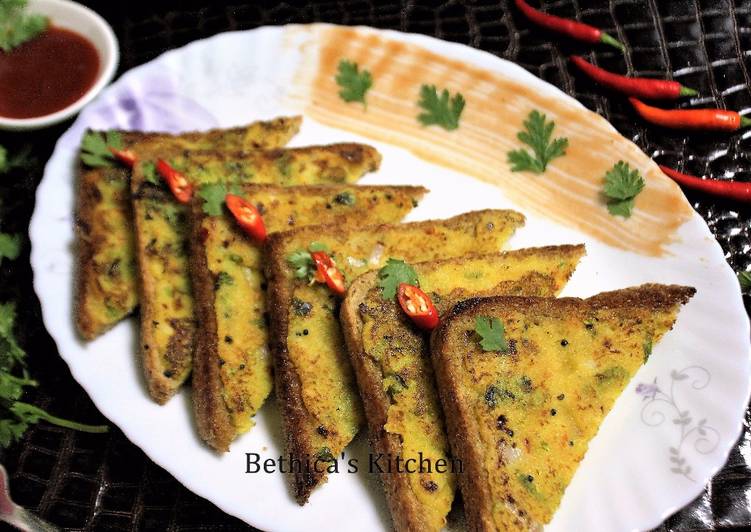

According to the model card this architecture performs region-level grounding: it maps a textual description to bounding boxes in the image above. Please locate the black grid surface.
[0,1,750,530]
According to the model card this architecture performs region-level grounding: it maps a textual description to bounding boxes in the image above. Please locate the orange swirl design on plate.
[286,26,693,256]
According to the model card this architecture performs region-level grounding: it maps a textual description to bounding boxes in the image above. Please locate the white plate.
[29,24,750,532]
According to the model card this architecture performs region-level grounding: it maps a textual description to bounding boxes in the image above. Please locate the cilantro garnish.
[739,271,751,291]
[335,60,373,107]
[197,183,241,216]
[0,0,48,53]
[287,242,330,280]
[80,130,123,168]
[475,316,508,352]
[0,233,21,264]
[141,161,159,185]
[602,161,645,218]
[507,110,568,174]
[377,258,419,300]
[1,302,108,448]
[417,85,465,131]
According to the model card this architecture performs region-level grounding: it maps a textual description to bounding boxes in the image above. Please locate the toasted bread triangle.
[264,209,526,503]
[74,117,302,341]
[430,284,695,531]
[133,143,382,404]
[340,245,585,532]
[189,184,427,452]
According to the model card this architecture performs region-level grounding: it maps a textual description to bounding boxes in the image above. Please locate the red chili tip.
[600,33,625,52]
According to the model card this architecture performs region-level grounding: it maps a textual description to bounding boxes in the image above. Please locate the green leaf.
[0,232,21,263]
[0,0,48,53]
[739,271,751,291]
[141,161,159,185]
[507,110,568,174]
[197,183,227,216]
[417,84,465,131]
[475,316,508,352]
[602,161,645,219]
[309,241,329,253]
[80,130,119,168]
[377,258,419,300]
[603,161,645,200]
[287,250,315,280]
[335,60,373,106]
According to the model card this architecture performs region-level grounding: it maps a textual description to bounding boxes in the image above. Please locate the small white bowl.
[0,0,119,131]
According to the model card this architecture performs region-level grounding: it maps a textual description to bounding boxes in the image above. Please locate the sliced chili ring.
[156,159,193,204]
[310,251,346,296]
[108,146,137,168]
[225,194,267,242]
[397,283,439,331]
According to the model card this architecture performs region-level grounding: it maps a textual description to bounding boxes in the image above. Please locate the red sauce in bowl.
[0,26,100,119]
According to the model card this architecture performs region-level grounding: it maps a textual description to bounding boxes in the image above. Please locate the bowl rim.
[0,0,119,131]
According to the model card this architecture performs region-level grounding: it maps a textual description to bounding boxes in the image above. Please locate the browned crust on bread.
[340,244,585,532]
[263,209,525,504]
[73,117,302,341]
[340,273,430,532]
[429,284,696,532]
[188,199,235,452]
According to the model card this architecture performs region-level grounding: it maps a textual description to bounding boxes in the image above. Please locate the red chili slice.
[225,194,267,242]
[108,146,137,168]
[310,251,346,296]
[156,159,193,203]
[397,283,439,331]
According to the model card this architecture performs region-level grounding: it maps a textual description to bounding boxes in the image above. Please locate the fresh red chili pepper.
[156,159,193,204]
[630,98,751,131]
[659,165,751,203]
[515,0,624,51]
[225,194,267,242]
[397,283,439,331]
[108,146,137,168]
[310,251,346,296]
[570,56,696,99]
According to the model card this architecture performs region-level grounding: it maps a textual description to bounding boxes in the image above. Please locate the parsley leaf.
[80,130,123,168]
[602,161,645,218]
[377,258,419,300]
[739,271,751,291]
[335,60,373,106]
[1,302,108,447]
[0,0,48,53]
[507,110,568,174]
[197,183,241,216]
[417,85,465,131]
[0,233,21,264]
[475,316,508,352]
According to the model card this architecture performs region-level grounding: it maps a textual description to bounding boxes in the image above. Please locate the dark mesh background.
[0,1,749,530]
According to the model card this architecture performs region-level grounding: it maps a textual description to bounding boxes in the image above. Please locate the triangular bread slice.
[263,209,526,503]
[189,184,427,451]
[430,284,695,531]
[74,117,301,340]
[340,245,586,532]
[132,143,382,404]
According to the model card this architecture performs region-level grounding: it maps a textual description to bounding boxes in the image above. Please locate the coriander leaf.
[309,241,329,252]
[507,110,568,174]
[603,161,645,200]
[141,161,159,185]
[0,0,48,53]
[0,232,21,264]
[198,183,228,216]
[0,301,108,448]
[287,250,315,279]
[475,316,508,352]
[602,161,645,219]
[377,258,419,300]
[80,130,120,168]
[739,271,751,291]
[417,84,465,131]
[335,60,373,106]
